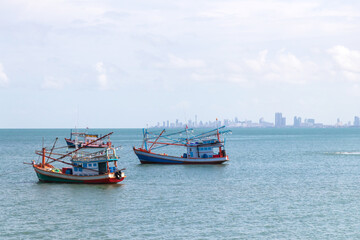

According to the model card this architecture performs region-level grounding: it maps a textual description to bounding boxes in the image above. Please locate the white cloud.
[197,0,360,41]
[158,54,206,69]
[95,62,109,90]
[348,84,360,97]
[241,50,316,84]
[170,100,190,111]
[0,63,9,87]
[227,74,248,84]
[0,1,106,25]
[41,76,65,90]
[189,50,315,85]
[191,72,219,82]
[244,50,268,72]
[328,45,360,81]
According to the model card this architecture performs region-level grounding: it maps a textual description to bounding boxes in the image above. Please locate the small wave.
[333,152,360,155]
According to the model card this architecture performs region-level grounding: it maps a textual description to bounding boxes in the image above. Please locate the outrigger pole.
[57,132,114,160]
[185,126,226,142]
[46,137,58,163]
[148,129,165,151]
[36,152,99,172]
[145,128,192,140]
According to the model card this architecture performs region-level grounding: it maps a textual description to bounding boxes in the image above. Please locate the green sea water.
[1,128,360,239]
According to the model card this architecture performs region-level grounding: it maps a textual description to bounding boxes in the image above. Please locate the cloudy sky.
[1,0,360,128]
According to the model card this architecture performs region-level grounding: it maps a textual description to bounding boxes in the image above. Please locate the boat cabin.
[69,147,118,176]
[84,134,102,145]
[185,139,224,158]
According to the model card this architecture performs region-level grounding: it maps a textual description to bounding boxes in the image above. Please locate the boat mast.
[216,118,222,157]
[186,125,189,144]
[42,147,46,167]
[142,128,148,151]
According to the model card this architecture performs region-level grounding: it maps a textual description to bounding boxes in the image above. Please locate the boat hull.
[33,166,125,184]
[133,148,229,164]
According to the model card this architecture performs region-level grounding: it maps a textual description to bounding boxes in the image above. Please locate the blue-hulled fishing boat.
[133,125,231,164]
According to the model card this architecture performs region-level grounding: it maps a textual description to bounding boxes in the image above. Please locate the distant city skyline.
[150,112,360,128]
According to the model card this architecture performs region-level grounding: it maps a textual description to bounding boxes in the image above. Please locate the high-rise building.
[354,116,360,126]
[293,116,301,127]
[305,119,315,125]
[275,112,286,127]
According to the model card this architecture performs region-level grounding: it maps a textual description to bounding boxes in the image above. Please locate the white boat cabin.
[185,139,223,159]
[70,148,118,176]
[84,134,102,145]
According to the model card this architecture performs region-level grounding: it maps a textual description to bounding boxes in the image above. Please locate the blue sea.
[1,128,360,239]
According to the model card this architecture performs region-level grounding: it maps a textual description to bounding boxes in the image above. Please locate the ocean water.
[1,128,360,239]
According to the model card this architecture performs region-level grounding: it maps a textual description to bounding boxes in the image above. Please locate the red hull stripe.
[34,167,125,184]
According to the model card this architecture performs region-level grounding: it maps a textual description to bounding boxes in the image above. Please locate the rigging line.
[46,137,58,163]
[35,153,100,173]
[150,131,230,151]
[148,129,165,151]
[186,127,226,140]
[148,135,188,149]
[191,130,231,139]
[146,128,192,140]
[56,132,113,160]
[161,135,185,143]
[53,146,70,150]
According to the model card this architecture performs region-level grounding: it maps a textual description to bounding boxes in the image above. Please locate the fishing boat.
[30,132,126,184]
[65,130,109,148]
[133,125,231,164]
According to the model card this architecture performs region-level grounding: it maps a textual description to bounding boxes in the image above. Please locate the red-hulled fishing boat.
[30,132,126,184]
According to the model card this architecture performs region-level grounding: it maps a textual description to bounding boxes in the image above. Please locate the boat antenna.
[216,118,220,141]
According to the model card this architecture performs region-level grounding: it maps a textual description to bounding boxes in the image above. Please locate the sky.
[1,0,360,128]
